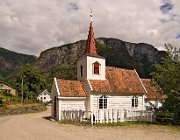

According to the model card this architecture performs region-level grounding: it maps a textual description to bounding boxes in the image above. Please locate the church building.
[51,12,166,121]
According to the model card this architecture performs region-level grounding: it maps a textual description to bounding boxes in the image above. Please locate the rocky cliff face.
[0,38,167,85]
[34,40,86,69]
[35,38,166,77]
[97,38,165,64]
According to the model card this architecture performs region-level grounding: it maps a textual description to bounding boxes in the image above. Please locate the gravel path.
[0,107,179,140]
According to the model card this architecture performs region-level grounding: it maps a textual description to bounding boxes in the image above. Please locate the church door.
[54,96,57,118]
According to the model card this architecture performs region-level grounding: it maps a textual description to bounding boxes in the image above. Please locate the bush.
[0,97,5,106]
[155,112,174,125]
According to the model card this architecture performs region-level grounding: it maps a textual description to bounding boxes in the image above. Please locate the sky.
[0,0,180,56]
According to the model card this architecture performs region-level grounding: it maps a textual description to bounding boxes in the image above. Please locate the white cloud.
[0,0,179,56]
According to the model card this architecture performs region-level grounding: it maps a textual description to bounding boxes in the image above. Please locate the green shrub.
[0,97,4,106]
[155,112,174,125]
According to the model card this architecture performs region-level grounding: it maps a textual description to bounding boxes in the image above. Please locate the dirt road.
[0,107,179,140]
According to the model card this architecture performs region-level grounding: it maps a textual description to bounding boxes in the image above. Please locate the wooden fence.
[61,110,88,122]
[61,109,154,124]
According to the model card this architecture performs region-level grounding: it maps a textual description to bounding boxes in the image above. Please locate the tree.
[151,55,180,122]
[165,43,180,61]
[15,64,47,101]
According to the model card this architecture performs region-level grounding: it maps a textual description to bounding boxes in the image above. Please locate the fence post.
[95,110,98,123]
[63,110,65,120]
[150,112,153,122]
[72,110,75,122]
[74,110,77,122]
[110,109,113,123]
[105,109,108,123]
[91,111,93,125]
[124,109,127,121]
[100,109,102,123]
[114,109,117,123]
[120,110,124,122]
[79,110,83,122]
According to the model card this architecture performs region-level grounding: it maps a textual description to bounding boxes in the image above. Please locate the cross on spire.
[90,9,93,22]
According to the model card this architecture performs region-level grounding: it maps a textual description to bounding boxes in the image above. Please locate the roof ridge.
[106,66,135,71]
[57,79,81,82]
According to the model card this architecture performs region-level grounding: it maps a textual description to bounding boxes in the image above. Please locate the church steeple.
[77,10,106,81]
[85,10,97,55]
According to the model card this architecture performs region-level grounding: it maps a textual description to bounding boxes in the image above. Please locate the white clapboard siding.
[92,95,143,111]
[61,100,86,110]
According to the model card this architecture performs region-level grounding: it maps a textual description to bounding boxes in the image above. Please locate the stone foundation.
[0,104,46,117]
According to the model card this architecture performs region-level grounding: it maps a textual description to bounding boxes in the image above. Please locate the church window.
[80,65,83,76]
[99,95,107,109]
[132,96,138,107]
[93,62,100,75]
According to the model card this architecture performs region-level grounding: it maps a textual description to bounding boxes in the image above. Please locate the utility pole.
[21,76,24,104]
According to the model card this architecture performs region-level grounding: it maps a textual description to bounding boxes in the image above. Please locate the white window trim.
[92,62,101,75]
[98,95,108,109]
[132,96,138,108]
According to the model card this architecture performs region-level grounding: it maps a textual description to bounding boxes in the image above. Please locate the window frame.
[132,96,138,107]
[93,62,101,75]
[99,95,107,109]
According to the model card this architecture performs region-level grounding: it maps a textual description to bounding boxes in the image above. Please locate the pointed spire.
[85,10,97,55]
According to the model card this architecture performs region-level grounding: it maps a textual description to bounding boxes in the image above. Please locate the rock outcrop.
[0,38,167,82]
[35,38,166,77]
[34,40,86,69]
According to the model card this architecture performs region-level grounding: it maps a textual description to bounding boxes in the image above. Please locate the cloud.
[67,3,79,12]
[160,1,173,14]
[0,0,179,56]
[176,34,180,39]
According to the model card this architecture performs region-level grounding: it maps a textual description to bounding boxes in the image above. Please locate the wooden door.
[54,96,56,118]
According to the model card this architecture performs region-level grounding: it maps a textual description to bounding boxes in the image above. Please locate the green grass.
[59,120,180,133]
[94,121,152,127]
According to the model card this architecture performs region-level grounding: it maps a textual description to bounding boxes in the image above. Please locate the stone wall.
[0,105,46,117]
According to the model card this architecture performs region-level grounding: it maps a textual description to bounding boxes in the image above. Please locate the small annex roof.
[37,89,50,96]
[0,81,15,89]
[56,79,86,97]
[89,67,146,95]
[141,79,167,100]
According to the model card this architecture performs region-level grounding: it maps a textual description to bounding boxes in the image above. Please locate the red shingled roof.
[141,79,167,100]
[89,67,146,95]
[85,22,97,55]
[57,79,86,97]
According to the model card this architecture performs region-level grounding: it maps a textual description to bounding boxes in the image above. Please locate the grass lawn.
[60,120,180,133]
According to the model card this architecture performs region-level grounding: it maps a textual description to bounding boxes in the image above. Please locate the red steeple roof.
[85,12,97,55]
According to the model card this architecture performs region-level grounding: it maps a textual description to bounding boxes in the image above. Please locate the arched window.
[93,62,100,75]
[99,95,107,109]
[132,96,138,107]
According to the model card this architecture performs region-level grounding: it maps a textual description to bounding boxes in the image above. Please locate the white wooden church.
[51,13,166,122]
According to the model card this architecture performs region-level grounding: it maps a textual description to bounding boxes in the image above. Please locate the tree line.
[151,44,180,124]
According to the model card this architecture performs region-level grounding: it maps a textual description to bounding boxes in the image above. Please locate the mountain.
[0,38,167,84]
[34,37,167,80]
[34,40,86,69]
[96,38,167,77]
[0,47,37,82]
